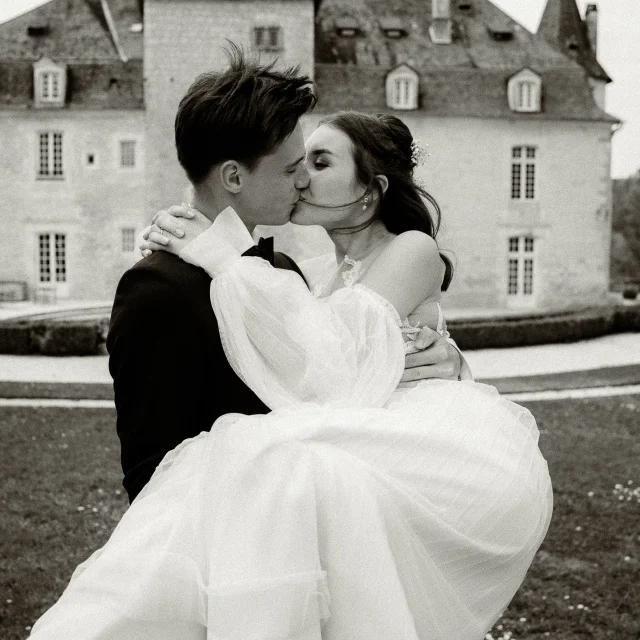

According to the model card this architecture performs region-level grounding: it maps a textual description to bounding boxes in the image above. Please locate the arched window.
[386,65,419,110]
[33,57,67,107]
[508,69,541,113]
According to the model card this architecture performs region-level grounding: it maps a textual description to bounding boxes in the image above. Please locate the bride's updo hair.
[318,111,453,291]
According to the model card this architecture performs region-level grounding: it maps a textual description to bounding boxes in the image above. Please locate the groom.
[108,52,468,504]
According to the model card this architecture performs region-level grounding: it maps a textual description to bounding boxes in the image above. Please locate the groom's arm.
[401,329,473,384]
[107,265,207,503]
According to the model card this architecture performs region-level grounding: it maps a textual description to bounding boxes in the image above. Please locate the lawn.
[0,397,639,639]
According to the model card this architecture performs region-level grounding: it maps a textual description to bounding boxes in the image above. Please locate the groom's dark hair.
[175,44,316,184]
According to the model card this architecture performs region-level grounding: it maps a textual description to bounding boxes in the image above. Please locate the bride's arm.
[360,231,445,320]
[142,209,404,409]
[141,211,464,402]
[361,233,473,381]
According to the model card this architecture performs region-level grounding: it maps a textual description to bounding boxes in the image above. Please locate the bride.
[30,112,552,640]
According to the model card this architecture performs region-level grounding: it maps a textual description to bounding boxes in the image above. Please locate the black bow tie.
[242,236,275,266]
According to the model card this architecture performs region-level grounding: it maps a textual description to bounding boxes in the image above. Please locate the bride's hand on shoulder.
[140,204,211,257]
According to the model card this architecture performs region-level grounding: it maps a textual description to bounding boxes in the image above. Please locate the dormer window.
[253,25,283,51]
[335,17,360,37]
[27,24,49,37]
[33,57,66,108]
[380,17,407,39]
[565,35,579,52]
[508,69,541,113]
[386,64,419,110]
[486,20,514,41]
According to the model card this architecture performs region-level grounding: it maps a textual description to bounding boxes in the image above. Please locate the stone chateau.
[0,0,618,309]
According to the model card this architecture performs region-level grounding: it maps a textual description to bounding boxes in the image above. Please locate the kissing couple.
[30,51,552,639]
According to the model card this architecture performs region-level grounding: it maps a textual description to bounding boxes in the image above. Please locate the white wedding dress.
[30,208,552,640]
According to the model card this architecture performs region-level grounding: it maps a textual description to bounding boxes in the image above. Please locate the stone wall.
[267,113,614,311]
[0,109,145,300]
[144,0,315,218]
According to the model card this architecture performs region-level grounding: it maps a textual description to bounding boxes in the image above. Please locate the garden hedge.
[0,305,638,355]
[448,305,639,350]
[0,320,107,356]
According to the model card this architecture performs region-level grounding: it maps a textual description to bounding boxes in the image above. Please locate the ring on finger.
[159,228,165,236]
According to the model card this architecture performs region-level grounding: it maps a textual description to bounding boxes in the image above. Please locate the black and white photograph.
[0,0,638,638]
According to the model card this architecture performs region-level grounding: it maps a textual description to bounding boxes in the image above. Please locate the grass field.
[1,397,639,640]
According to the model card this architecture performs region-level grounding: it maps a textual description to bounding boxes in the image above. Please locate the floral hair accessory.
[410,139,429,169]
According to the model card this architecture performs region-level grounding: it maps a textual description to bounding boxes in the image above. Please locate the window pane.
[524,258,534,295]
[524,237,534,252]
[512,146,522,159]
[394,79,402,104]
[268,26,280,47]
[526,147,536,158]
[51,72,59,99]
[55,234,66,282]
[39,133,49,176]
[525,164,535,199]
[41,73,50,99]
[122,228,136,252]
[508,236,519,253]
[511,163,521,199]
[508,258,519,295]
[120,140,136,168]
[254,27,264,46]
[39,234,51,282]
[518,82,525,108]
[53,132,63,176]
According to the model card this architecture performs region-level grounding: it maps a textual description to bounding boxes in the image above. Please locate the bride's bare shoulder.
[377,231,442,274]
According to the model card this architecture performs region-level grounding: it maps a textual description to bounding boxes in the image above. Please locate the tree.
[611,170,640,287]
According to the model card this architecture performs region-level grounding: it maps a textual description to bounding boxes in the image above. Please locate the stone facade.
[144,0,315,217]
[0,0,617,310]
[0,109,145,301]
[270,113,614,310]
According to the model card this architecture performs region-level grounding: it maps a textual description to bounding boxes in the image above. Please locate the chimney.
[585,3,598,55]
[432,0,451,19]
[430,0,452,43]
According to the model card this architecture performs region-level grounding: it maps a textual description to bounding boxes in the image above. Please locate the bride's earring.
[362,195,370,211]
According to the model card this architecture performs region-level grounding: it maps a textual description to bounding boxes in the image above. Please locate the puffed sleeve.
[180,208,405,410]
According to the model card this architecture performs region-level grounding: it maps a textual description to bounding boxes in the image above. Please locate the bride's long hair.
[319,111,454,291]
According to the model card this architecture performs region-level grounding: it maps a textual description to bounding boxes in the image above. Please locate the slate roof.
[314,0,616,121]
[316,0,566,68]
[0,0,142,61]
[0,60,143,109]
[314,64,617,122]
[0,0,616,119]
[538,0,611,82]
[0,0,143,108]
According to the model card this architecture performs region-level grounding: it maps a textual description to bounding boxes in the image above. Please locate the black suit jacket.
[107,248,307,503]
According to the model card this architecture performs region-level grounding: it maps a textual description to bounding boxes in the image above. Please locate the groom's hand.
[400,327,462,386]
